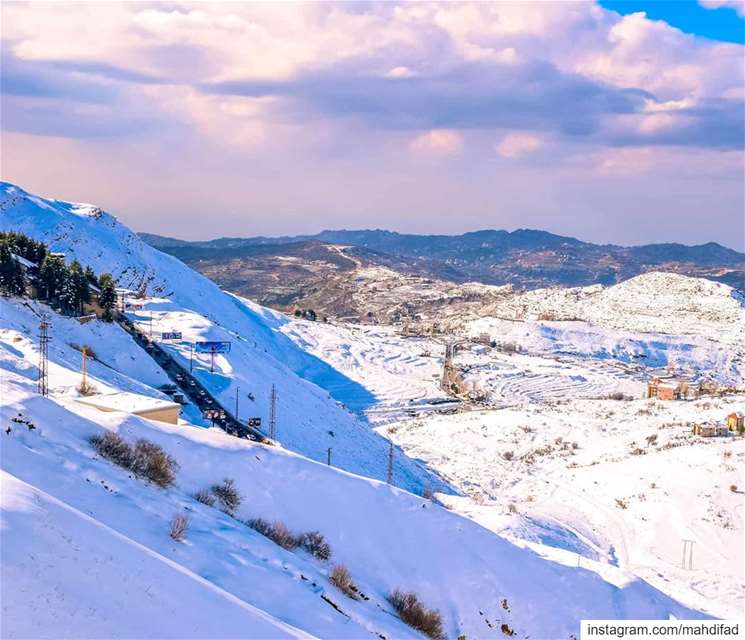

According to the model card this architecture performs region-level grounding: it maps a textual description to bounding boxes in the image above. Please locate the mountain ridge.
[140,226,745,296]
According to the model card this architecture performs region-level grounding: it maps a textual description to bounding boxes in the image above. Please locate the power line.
[37,314,50,396]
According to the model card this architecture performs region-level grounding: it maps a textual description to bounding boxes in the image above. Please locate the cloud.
[0,1,743,247]
[411,129,463,155]
[699,0,745,18]
[496,132,543,158]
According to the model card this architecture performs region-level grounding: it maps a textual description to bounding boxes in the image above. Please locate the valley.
[1,181,743,637]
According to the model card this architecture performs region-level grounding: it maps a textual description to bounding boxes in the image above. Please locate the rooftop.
[77,391,179,415]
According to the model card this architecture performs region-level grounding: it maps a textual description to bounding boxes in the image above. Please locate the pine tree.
[67,260,90,315]
[98,273,117,321]
[39,254,68,303]
[0,241,25,295]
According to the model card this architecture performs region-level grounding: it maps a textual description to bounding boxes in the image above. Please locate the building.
[726,412,744,435]
[647,376,689,401]
[697,379,719,397]
[77,391,181,424]
[692,423,729,438]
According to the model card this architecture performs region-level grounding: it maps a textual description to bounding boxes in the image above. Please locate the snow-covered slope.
[0,182,438,491]
[483,272,745,345]
[1,355,707,639]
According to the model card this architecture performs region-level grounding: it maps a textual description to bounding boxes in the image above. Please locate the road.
[117,316,267,442]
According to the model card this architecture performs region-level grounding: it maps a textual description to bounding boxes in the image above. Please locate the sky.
[1,1,744,249]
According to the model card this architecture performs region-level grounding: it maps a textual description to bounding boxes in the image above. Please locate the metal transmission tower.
[37,314,51,396]
[386,440,394,485]
[268,384,278,440]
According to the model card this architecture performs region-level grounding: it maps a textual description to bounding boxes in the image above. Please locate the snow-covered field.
[383,398,745,619]
[1,326,706,638]
[1,181,741,636]
[279,320,447,421]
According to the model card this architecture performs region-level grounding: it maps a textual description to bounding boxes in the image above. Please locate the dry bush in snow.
[193,488,216,507]
[329,564,358,600]
[77,380,97,396]
[247,518,299,550]
[89,432,134,468]
[299,531,332,561]
[131,439,179,488]
[90,433,178,488]
[211,478,241,515]
[269,521,299,550]
[388,589,444,640]
[169,513,189,541]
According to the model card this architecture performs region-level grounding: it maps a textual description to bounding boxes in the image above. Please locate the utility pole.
[235,386,240,421]
[37,314,50,397]
[81,346,88,392]
[327,447,332,466]
[269,384,278,440]
[386,440,394,485]
[682,539,695,570]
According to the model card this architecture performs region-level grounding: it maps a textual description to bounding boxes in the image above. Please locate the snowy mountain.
[0,181,731,637]
[481,272,745,346]
[0,181,438,491]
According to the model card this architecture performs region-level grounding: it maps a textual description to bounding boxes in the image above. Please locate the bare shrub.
[731,484,739,493]
[90,433,177,488]
[299,531,332,561]
[131,439,178,488]
[193,489,216,507]
[508,503,518,514]
[89,432,134,468]
[646,433,658,446]
[248,518,299,549]
[211,478,241,515]
[169,513,189,541]
[329,564,358,599]
[247,517,273,538]
[607,391,626,401]
[502,451,514,461]
[77,380,98,396]
[269,520,299,549]
[388,590,444,640]
[615,498,628,510]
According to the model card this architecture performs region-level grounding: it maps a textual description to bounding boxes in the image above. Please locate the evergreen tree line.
[0,232,118,320]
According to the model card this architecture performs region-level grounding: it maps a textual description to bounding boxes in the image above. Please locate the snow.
[76,390,180,414]
[0,180,736,637]
[1,472,309,640]
[481,272,745,347]
[0,181,440,493]
[383,399,745,620]
[1,363,706,639]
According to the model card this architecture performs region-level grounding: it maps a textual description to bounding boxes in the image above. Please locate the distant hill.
[141,228,745,291]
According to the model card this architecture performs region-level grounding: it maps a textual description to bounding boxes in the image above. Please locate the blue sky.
[1,2,743,248]
[600,0,745,44]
